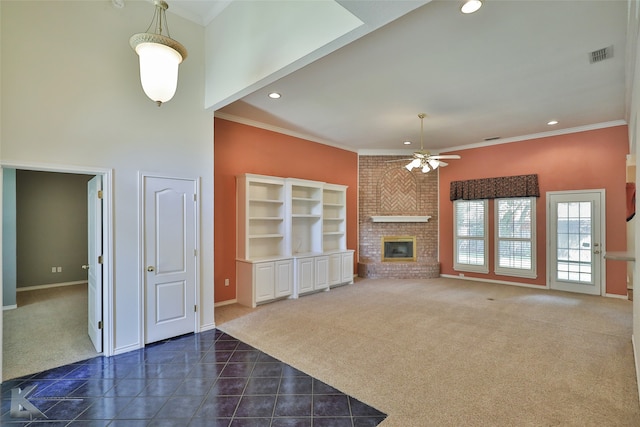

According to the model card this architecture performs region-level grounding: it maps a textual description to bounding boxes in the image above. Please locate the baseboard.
[605,293,629,300]
[16,281,87,292]
[113,343,142,356]
[214,299,238,307]
[2,304,17,311]
[440,274,547,290]
[633,335,640,406]
[200,323,216,332]
[440,274,630,299]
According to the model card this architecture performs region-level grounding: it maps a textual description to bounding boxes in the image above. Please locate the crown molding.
[214,112,359,153]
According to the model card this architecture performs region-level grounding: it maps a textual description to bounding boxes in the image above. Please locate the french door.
[547,190,604,295]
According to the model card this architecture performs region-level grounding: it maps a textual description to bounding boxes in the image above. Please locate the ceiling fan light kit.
[403,113,461,173]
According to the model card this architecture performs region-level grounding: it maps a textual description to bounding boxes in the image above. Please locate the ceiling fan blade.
[438,161,449,167]
[429,154,461,160]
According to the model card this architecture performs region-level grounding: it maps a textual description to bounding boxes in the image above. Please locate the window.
[454,200,488,273]
[495,197,536,278]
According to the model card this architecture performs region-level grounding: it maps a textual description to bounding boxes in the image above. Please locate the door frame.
[0,161,114,382]
[138,172,201,347]
[546,189,606,296]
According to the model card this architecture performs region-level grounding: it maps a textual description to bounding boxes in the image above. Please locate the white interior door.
[548,191,604,295]
[87,176,103,352]
[144,176,197,344]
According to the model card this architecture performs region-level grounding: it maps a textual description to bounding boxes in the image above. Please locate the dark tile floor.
[1,329,386,426]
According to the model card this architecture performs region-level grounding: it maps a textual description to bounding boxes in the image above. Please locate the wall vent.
[589,45,613,64]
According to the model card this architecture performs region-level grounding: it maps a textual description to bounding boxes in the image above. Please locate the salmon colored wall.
[214,118,359,303]
[439,125,629,295]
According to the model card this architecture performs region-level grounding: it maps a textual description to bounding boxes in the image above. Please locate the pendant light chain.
[143,1,172,39]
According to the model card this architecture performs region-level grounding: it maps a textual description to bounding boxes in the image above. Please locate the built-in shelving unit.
[236,175,292,307]
[237,175,287,260]
[323,184,347,253]
[236,174,354,307]
[288,179,323,256]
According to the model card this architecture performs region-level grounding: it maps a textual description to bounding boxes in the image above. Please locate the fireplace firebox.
[382,236,416,262]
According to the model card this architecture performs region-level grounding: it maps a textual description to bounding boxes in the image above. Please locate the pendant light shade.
[130,0,187,106]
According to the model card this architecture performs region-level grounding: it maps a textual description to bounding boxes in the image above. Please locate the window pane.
[496,198,534,274]
[456,201,485,237]
[457,239,485,265]
[498,240,531,268]
[498,199,531,239]
[454,199,487,271]
[555,201,592,284]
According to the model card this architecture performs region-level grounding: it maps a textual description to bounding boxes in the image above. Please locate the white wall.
[629,0,640,402]
[0,1,214,354]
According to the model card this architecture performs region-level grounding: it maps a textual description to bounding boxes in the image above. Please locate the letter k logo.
[10,385,47,419]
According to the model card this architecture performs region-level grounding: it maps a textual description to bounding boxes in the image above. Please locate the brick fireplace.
[358,155,440,279]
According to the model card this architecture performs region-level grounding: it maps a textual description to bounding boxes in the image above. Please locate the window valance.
[450,174,540,201]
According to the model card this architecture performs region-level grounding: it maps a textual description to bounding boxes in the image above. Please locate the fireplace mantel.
[371,215,431,223]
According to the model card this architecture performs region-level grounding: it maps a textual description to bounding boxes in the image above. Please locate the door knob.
[594,250,601,254]
[147,266,155,272]
[82,264,89,270]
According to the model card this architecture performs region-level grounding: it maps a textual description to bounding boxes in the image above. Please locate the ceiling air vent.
[589,45,613,64]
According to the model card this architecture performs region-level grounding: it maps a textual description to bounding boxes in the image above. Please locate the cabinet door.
[328,253,341,286]
[275,259,293,298]
[315,256,329,290]
[297,258,315,294]
[341,252,354,283]
[255,262,275,303]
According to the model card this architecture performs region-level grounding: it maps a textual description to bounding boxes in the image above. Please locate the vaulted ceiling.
[168,0,628,154]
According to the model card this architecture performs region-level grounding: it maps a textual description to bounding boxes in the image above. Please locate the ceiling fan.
[394,113,461,173]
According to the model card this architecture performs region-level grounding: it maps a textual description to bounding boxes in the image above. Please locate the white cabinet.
[237,259,293,308]
[316,256,329,291]
[236,174,291,307]
[295,255,329,297]
[236,174,351,307]
[295,257,315,295]
[328,250,354,287]
[341,251,354,284]
[275,260,294,298]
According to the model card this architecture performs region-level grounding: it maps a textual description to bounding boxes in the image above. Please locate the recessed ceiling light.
[403,141,412,145]
[461,0,482,14]
[547,120,559,125]
[268,92,281,99]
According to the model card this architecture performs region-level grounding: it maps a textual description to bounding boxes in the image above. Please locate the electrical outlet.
[57,266,62,273]
[52,267,56,273]
[224,278,230,287]
[459,273,465,277]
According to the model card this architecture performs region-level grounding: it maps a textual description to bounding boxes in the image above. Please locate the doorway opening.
[547,190,605,295]
[1,164,113,382]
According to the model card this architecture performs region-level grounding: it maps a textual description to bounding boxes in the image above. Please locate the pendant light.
[130,0,188,106]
